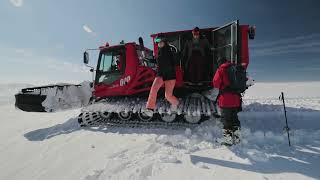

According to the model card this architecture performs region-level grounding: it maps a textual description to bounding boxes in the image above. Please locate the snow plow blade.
[15,93,47,112]
[15,83,91,112]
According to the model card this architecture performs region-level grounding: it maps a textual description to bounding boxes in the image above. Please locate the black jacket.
[156,45,176,80]
[182,36,210,69]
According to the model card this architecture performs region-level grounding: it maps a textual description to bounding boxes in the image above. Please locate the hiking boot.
[220,129,241,146]
[219,131,234,146]
[232,134,241,145]
[232,127,241,144]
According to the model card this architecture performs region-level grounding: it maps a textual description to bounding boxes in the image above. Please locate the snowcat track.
[78,114,200,129]
[78,94,219,128]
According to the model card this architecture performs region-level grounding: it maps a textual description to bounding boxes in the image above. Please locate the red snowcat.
[15,20,255,127]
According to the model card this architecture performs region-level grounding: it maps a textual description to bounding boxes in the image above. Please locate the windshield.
[96,48,125,85]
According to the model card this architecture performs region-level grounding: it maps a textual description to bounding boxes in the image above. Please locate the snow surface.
[0,82,320,180]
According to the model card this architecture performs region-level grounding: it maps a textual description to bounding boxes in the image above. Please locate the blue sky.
[0,0,319,84]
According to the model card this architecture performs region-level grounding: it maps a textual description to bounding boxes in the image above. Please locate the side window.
[136,49,156,68]
[215,29,231,61]
[99,53,113,72]
[99,51,125,73]
[136,50,144,65]
[113,54,125,72]
[145,50,154,60]
[212,21,238,64]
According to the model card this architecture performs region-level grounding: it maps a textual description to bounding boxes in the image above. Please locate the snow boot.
[220,128,241,146]
[220,129,234,146]
[232,128,241,145]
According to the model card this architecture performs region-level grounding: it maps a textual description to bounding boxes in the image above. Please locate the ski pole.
[279,92,291,146]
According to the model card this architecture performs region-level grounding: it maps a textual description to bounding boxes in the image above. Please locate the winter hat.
[192,27,200,33]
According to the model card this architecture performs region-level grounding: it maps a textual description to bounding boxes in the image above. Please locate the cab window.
[96,48,126,85]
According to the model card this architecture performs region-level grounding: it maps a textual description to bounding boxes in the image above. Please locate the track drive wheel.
[100,111,112,120]
[138,111,153,121]
[118,111,132,121]
[160,113,176,123]
[184,115,201,124]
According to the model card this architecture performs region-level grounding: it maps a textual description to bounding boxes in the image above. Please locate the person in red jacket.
[213,58,241,142]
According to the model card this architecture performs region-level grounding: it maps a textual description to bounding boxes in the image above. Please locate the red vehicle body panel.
[175,66,184,87]
[94,43,156,98]
[240,25,249,69]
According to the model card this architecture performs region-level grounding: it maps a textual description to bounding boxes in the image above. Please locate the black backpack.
[225,64,247,94]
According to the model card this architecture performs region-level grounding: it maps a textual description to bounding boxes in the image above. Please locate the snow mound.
[41,81,92,112]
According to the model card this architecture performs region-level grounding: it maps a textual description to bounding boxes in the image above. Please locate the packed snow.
[0,82,320,180]
[41,81,92,112]
[13,81,92,112]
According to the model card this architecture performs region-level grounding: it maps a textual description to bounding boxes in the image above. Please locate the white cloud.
[251,34,320,57]
[252,41,320,56]
[0,46,87,73]
[301,67,320,71]
[83,25,96,36]
[14,48,34,57]
[55,44,65,49]
[252,47,320,57]
[0,46,91,84]
[9,0,24,7]
[43,57,88,73]
[250,33,320,48]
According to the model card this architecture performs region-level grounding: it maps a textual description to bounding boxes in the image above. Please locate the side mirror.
[138,37,144,50]
[83,51,89,64]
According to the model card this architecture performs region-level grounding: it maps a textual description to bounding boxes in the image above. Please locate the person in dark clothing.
[213,58,241,144]
[155,39,176,81]
[145,37,179,116]
[183,27,211,84]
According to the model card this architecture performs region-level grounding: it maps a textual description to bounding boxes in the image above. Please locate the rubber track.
[78,112,201,129]
[78,94,219,128]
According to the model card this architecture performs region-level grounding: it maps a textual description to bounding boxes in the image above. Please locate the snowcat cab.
[84,42,157,99]
[15,20,255,126]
